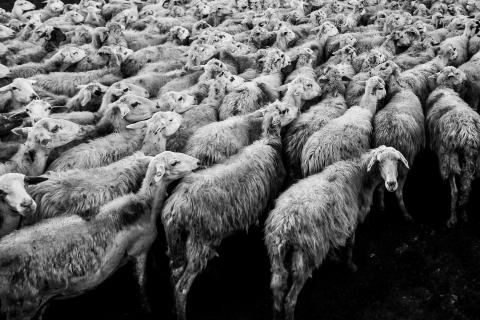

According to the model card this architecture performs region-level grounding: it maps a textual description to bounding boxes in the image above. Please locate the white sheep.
[265,146,409,320]
[301,76,386,177]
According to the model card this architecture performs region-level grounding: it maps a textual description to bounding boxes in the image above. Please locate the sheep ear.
[11,127,32,137]
[0,84,12,93]
[9,110,29,120]
[366,155,378,172]
[396,151,410,169]
[24,176,49,184]
[126,120,147,130]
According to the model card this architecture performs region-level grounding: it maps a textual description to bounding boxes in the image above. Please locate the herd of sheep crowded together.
[0,0,480,318]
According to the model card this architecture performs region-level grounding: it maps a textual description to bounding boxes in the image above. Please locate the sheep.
[0,118,86,177]
[185,101,297,166]
[161,79,224,152]
[0,151,199,320]
[48,108,182,171]
[11,0,36,21]
[0,78,39,113]
[278,74,321,110]
[162,111,286,320]
[120,43,188,77]
[98,81,150,115]
[265,146,409,320]
[426,66,480,227]
[284,67,349,179]
[0,173,47,238]
[438,19,480,67]
[322,44,357,79]
[8,46,87,79]
[346,60,400,107]
[9,99,54,125]
[30,46,124,97]
[459,50,480,110]
[373,86,425,221]
[25,152,151,225]
[64,82,108,112]
[301,76,386,177]
[218,48,290,120]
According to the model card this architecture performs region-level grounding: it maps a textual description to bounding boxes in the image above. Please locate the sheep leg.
[174,239,210,320]
[270,248,289,320]
[376,186,385,213]
[395,175,413,222]
[135,253,151,314]
[447,175,458,228]
[458,164,476,223]
[345,233,358,273]
[284,251,309,320]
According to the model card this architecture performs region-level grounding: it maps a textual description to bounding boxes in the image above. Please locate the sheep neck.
[359,92,378,114]
[150,180,169,224]
[358,156,385,221]
[140,134,167,156]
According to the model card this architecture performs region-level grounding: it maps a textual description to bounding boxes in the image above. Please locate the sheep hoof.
[461,211,468,223]
[446,217,457,228]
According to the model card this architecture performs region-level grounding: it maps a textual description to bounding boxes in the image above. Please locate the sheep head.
[434,66,467,91]
[0,173,44,227]
[44,0,64,13]
[107,94,158,123]
[463,19,480,38]
[364,76,386,100]
[157,91,195,114]
[261,48,291,73]
[14,118,85,149]
[317,65,350,96]
[0,25,15,40]
[68,25,93,44]
[332,45,357,61]
[76,82,107,107]
[369,60,400,86]
[10,99,52,124]
[109,82,149,103]
[366,146,409,192]
[309,9,327,25]
[185,44,217,69]
[281,75,321,104]
[0,78,38,106]
[146,151,199,184]
[168,26,190,43]
[128,111,183,156]
[12,0,36,21]
[53,46,87,68]
[396,27,421,48]
[314,21,339,38]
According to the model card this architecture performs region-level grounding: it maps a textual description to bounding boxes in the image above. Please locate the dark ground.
[3,1,480,319]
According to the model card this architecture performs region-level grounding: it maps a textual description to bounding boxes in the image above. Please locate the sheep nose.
[387,181,396,188]
[31,94,39,100]
[21,198,33,208]
[40,138,51,146]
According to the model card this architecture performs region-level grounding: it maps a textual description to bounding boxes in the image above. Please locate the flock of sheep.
[0,0,480,318]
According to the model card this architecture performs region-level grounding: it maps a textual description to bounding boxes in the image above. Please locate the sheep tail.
[266,229,289,316]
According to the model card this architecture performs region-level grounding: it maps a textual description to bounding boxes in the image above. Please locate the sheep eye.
[51,125,60,133]
[171,160,179,166]
[11,87,18,91]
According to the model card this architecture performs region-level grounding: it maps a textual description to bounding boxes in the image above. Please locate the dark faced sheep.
[162,111,286,320]
[265,146,409,320]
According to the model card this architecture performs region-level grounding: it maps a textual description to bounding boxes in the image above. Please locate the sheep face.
[435,66,467,90]
[295,48,315,66]
[46,0,65,13]
[0,173,39,222]
[169,26,190,42]
[365,76,386,100]
[23,100,52,124]
[148,151,199,183]
[66,10,85,24]
[265,101,298,127]
[77,83,107,106]
[262,49,291,73]
[69,26,92,44]
[369,61,400,83]
[439,44,458,64]
[185,44,217,69]
[464,19,480,38]
[332,45,357,61]
[396,27,421,48]
[12,0,36,20]
[237,0,249,11]
[158,92,195,113]
[110,82,149,103]
[109,94,156,123]
[0,25,14,40]
[310,10,327,25]
[26,118,85,149]
[277,26,296,44]
[0,79,38,106]
[57,46,87,65]
[316,21,339,38]
[367,146,409,192]
[218,72,244,91]
[288,76,321,101]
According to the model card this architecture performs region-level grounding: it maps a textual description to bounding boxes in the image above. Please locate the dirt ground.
[2,1,480,319]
